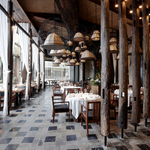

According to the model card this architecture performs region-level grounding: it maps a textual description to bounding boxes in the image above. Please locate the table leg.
[19,92,22,104]
[16,93,18,107]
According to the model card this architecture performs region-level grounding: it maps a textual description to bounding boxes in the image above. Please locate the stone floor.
[0,87,150,150]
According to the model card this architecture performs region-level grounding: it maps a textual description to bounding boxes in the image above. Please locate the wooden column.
[131,0,141,127]
[142,0,150,120]
[28,23,32,97]
[7,0,13,115]
[118,0,128,131]
[37,37,40,92]
[101,0,110,140]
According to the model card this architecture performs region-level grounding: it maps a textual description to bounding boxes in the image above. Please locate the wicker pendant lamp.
[72,52,76,57]
[75,62,80,66]
[73,32,84,42]
[54,59,61,64]
[66,50,71,56]
[110,45,118,53]
[41,33,65,50]
[70,59,75,64]
[128,45,143,55]
[75,46,81,52]
[50,50,58,56]
[57,49,67,56]
[80,51,83,55]
[65,61,74,66]
[81,50,96,61]
[80,59,86,63]
[67,40,73,46]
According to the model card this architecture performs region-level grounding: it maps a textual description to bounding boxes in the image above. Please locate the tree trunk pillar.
[131,0,141,124]
[37,38,40,92]
[142,0,150,118]
[101,0,110,137]
[118,0,128,129]
[7,0,13,115]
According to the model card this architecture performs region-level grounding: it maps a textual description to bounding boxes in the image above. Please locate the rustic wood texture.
[100,0,110,137]
[28,23,32,97]
[37,38,40,91]
[7,0,13,115]
[131,0,141,124]
[118,0,128,129]
[142,0,150,118]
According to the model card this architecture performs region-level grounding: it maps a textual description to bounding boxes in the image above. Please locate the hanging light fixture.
[60,57,63,61]
[128,45,143,55]
[65,61,74,66]
[81,50,96,61]
[41,33,65,50]
[129,5,133,14]
[75,62,80,66]
[66,50,71,56]
[57,49,67,56]
[80,51,83,55]
[80,59,86,63]
[85,35,90,41]
[110,38,117,45]
[53,56,57,60]
[50,50,58,56]
[54,59,61,64]
[66,58,71,62]
[73,32,84,42]
[110,45,118,53]
[139,11,142,20]
[75,46,81,52]
[67,40,73,46]
[70,59,75,64]
[74,58,77,62]
[62,54,67,57]
[61,60,66,64]
[79,41,85,46]
[72,52,76,57]
[116,54,120,60]
[115,0,118,8]
[138,0,142,9]
[81,45,87,50]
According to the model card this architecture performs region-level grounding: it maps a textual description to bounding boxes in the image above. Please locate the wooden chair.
[81,100,101,136]
[52,96,70,123]
[110,92,118,119]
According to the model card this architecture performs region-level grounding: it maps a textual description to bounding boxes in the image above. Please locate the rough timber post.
[131,0,141,128]
[142,0,150,123]
[37,37,40,92]
[101,0,110,144]
[118,0,128,131]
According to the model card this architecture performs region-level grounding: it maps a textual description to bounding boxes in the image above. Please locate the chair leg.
[114,108,116,119]
[81,114,83,126]
[53,112,55,123]
[69,111,70,122]
[86,120,89,136]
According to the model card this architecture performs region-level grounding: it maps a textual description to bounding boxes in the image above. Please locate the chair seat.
[83,110,93,120]
[54,104,69,112]
[54,91,63,95]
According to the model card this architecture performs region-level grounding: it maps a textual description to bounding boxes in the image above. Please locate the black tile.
[141,130,150,136]
[137,144,150,150]
[18,120,26,123]
[4,144,19,150]
[83,125,92,129]
[16,110,23,112]
[32,106,38,108]
[66,135,77,141]
[125,132,137,137]
[91,147,104,150]
[0,138,12,144]
[9,127,21,132]
[66,126,75,130]
[22,137,35,143]
[115,146,128,150]
[21,106,26,108]
[24,114,31,117]
[9,114,18,117]
[108,133,117,139]
[38,114,45,117]
[87,134,98,140]
[15,132,27,137]
[55,114,59,116]
[44,136,56,142]
[34,120,43,123]
[50,119,58,122]
[66,118,74,122]
[41,110,47,112]
[35,103,40,105]
[1,120,11,124]
[29,110,35,112]
[48,126,57,131]
[30,127,39,131]
[130,123,140,126]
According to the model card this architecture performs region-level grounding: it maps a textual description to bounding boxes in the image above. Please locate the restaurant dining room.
[0,0,150,149]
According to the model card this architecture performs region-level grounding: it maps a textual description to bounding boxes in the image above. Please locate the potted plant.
[90,70,101,95]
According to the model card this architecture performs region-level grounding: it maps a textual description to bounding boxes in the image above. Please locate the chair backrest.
[110,92,117,107]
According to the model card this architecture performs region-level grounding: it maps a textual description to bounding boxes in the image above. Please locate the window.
[45,61,70,80]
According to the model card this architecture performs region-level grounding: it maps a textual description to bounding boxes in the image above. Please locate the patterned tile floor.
[0,87,150,150]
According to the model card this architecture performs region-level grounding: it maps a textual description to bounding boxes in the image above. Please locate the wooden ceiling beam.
[89,0,132,20]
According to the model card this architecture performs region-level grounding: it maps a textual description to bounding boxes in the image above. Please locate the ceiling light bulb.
[139,5,142,9]
[115,4,118,8]
[129,10,133,14]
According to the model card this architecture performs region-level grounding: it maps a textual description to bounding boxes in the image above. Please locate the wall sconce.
[129,5,133,14]
[115,0,118,8]
[139,11,142,20]
[138,0,142,9]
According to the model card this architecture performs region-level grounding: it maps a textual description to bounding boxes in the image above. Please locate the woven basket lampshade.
[50,50,58,56]
[66,58,71,62]
[60,58,63,61]
[93,30,100,34]
[52,63,59,67]
[75,46,81,52]
[81,50,96,61]
[110,45,118,53]
[57,49,67,56]
[79,41,85,46]
[70,59,75,64]
[80,59,86,63]
[61,60,66,64]
[54,59,61,64]
[73,32,84,42]
[74,58,77,62]
[62,55,67,57]
[65,61,73,66]
[72,52,76,57]
[67,40,73,46]
[85,35,90,41]
[75,62,80,66]
[110,37,117,45]
[91,33,100,41]
[128,45,143,55]
[66,50,71,56]
[41,33,65,50]
[81,45,87,50]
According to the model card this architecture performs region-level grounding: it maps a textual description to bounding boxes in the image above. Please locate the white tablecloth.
[65,93,101,119]
[61,86,81,93]
[114,89,133,107]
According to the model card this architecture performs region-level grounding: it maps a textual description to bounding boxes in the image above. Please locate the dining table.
[65,93,101,119]
[61,85,81,93]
